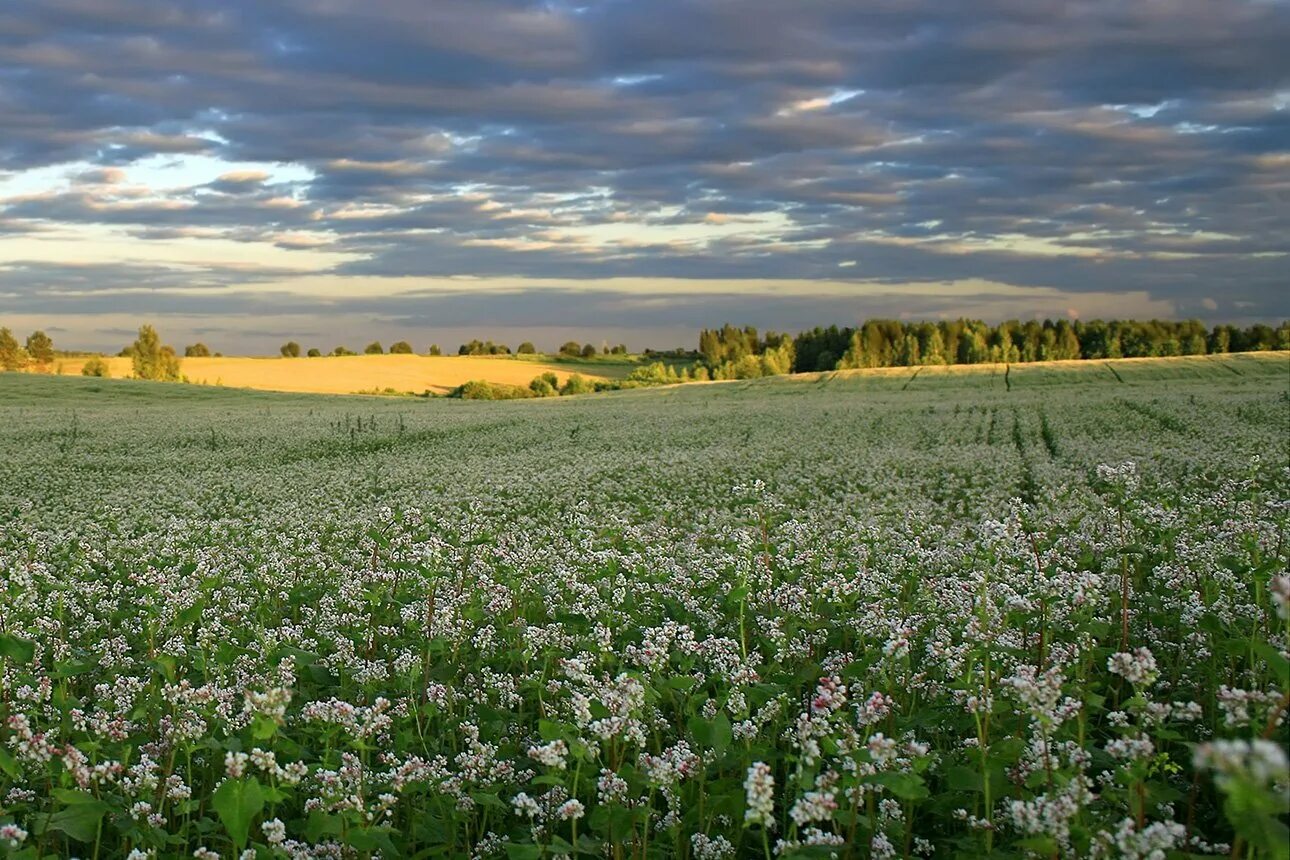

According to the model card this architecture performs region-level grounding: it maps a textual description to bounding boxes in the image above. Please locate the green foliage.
[389,340,413,354]
[459,339,510,355]
[0,327,25,371]
[129,324,181,381]
[25,331,54,364]
[364,341,384,355]
[80,356,110,377]
[212,777,265,852]
[281,341,301,357]
[450,379,535,400]
[306,348,322,357]
[559,372,595,395]
[428,344,443,356]
[517,342,536,354]
[185,342,211,357]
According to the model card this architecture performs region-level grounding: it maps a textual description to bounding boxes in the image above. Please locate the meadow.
[1,353,1287,859]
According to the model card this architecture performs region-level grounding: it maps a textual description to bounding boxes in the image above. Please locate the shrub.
[81,356,110,377]
[529,375,558,397]
[560,373,596,396]
[450,379,535,400]
[389,341,413,354]
[364,342,384,355]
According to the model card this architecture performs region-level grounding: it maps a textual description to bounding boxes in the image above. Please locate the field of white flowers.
[1,353,1287,860]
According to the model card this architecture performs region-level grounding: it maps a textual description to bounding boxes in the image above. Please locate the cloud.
[0,0,1286,351]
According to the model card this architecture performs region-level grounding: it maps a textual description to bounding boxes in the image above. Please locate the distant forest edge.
[0,319,1286,398]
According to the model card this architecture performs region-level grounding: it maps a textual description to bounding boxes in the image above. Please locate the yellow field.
[52,354,622,395]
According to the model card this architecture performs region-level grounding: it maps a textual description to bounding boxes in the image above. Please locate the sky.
[1,0,1287,354]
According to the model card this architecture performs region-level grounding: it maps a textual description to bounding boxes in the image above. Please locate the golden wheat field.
[52,353,627,395]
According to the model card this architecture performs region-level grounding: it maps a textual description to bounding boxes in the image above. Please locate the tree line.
[699,319,1290,379]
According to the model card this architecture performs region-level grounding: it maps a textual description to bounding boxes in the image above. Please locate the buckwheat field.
[1,354,1287,860]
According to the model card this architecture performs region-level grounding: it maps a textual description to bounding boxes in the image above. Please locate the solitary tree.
[25,331,54,365]
[580,343,597,358]
[306,348,322,357]
[428,344,442,356]
[517,342,536,354]
[389,341,413,354]
[280,341,301,357]
[130,325,181,381]
[0,327,25,371]
[559,341,581,357]
[185,343,211,357]
[364,342,384,355]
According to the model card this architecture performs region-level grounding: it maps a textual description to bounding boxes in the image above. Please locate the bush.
[529,375,558,397]
[306,348,322,357]
[560,373,596,396]
[185,343,211,357]
[364,342,384,355]
[389,341,413,354]
[450,380,534,400]
[81,356,110,377]
[280,341,301,357]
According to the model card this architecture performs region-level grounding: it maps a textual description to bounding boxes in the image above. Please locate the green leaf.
[869,772,929,800]
[688,712,732,753]
[504,844,543,860]
[212,777,264,851]
[45,791,109,843]
[0,746,19,778]
[0,634,35,664]
[1252,640,1290,688]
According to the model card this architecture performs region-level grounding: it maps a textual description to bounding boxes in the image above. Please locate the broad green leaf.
[0,634,35,664]
[212,777,264,851]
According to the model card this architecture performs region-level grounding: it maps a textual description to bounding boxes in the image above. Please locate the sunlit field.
[1,353,1287,859]
[51,354,628,396]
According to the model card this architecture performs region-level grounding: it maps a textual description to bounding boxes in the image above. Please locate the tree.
[332,346,355,356]
[185,343,211,357]
[281,341,301,357]
[559,341,582,357]
[130,325,181,381]
[581,343,597,358]
[306,348,322,357]
[428,344,443,356]
[364,342,384,355]
[0,327,25,371]
[389,341,413,354]
[517,342,536,354]
[25,331,54,365]
[81,356,109,377]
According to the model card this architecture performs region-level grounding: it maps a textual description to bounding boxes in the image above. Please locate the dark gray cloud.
[1,0,1287,341]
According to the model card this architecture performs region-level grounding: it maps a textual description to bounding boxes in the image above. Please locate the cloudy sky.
[1,0,1287,353]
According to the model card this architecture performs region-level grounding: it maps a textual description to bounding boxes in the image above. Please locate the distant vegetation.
[2,319,1286,398]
